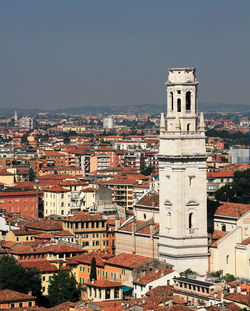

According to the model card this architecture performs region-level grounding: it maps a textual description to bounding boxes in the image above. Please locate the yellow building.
[5,229,40,243]
[63,211,107,252]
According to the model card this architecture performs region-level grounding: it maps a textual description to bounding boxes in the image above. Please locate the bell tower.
[158,68,208,274]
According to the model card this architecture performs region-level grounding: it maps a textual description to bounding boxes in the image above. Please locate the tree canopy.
[90,257,97,281]
[215,168,250,203]
[48,270,80,307]
[0,255,41,298]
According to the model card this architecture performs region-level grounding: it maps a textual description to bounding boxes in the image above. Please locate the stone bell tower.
[158,68,209,274]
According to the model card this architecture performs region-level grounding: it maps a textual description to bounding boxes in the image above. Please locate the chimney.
[115,219,120,231]
[28,291,32,296]
[150,223,155,237]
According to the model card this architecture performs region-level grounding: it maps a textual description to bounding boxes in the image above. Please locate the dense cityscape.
[1,1,250,310]
[0,68,249,311]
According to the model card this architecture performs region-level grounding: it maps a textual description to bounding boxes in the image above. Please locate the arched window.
[143,213,146,220]
[177,98,181,112]
[186,91,191,111]
[187,123,190,132]
[170,92,174,111]
[226,255,229,264]
[167,212,171,227]
[222,224,226,232]
[189,213,193,229]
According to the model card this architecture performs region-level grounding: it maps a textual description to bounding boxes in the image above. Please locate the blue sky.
[0,0,249,110]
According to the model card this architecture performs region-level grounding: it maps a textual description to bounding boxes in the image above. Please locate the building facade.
[158,68,209,274]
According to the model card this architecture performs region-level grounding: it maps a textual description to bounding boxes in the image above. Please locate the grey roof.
[174,277,214,288]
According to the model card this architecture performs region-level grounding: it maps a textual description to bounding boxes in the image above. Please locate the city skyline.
[0,0,250,110]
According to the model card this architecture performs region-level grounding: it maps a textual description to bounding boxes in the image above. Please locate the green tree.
[215,168,250,203]
[180,268,197,277]
[63,136,70,144]
[90,257,97,281]
[28,167,36,182]
[221,273,236,282]
[0,255,41,299]
[141,165,154,176]
[48,271,80,307]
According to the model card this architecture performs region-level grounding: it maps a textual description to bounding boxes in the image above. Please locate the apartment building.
[63,211,107,252]
[103,179,135,210]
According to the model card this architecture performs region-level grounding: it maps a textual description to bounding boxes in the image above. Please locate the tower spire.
[199,112,205,131]
[160,113,165,134]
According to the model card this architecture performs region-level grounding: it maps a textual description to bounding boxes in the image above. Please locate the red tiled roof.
[207,171,235,178]
[146,285,173,297]
[172,295,187,305]
[240,237,250,245]
[165,306,193,311]
[224,293,250,306]
[105,253,153,269]
[0,289,36,302]
[44,186,68,192]
[67,252,110,267]
[26,219,63,231]
[93,300,126,311]
[214,202,250,218]
[133,268,175,285]
[54,230,75,237]
[136,192,159,207]
[64,211,103,222]
[85,279,124,288]
[19,260,71,273]
[0,169,13,176]
[11,229,41,236]
[223,302,241,311]
[0,190,37,197]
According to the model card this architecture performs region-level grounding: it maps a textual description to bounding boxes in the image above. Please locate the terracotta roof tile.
[137,193,159,208]
[67,252,110,267]
[224,293,250,306]
[224,302,242,311]
[105,253,153,269]
[44,186,68,192]
[0,289,36,302]
[214,202,250,218]
[207,171,235,178]
[133,268,175,285]
[85,279,124,288]
[64,211,103,222]
[240,237,250,245]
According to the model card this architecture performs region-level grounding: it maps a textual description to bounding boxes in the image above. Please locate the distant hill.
[0,103,249,117]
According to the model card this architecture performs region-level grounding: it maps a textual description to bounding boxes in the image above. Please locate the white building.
[103,116,114,129]
[133,268,179,298]
[158,68,209,274]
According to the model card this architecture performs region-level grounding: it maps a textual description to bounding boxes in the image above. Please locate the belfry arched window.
[177,99,181,112]
[186,91,191,111]
[167,212,171,227]
[189,213,193,229]
[170,92,174,111]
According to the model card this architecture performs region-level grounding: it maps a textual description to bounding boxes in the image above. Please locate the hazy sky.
[0,0,249,110]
